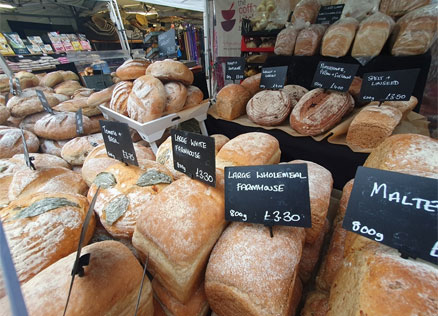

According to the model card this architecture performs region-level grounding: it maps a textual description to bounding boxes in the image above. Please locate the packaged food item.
[294,24,327,56]
[321,17,359,57]
[341,0,380,22]
[3,32,29,55]
[291,0,321,24]
[380,0,431,18]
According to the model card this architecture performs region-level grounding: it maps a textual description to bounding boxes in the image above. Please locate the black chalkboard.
[316,4,345,24]
[171,129,216,187]
[35,89,54,114]
[343,167,438,264]
[260,66,288,90]
[99,120,138,166]
[76,108,84,136]
[311,61,359,92]
[360,69,420,102]
[158,29,176,57]
[225,164,311,227]
[225,57,245,81]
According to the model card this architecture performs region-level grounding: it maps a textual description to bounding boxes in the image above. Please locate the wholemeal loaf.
[294,24,328,56]
[321,18,359,57]
[216,84,251,120]
[0,126,39,159]
[240,73,261,96]
[61,133,103,165]
[86,85,115,107]
[53,80,82,96]
[184,85,204,109]
[39,71,64,87]
[369,95,418,119]
[247,90,291,126]
[0,105,10,124]
[164,81,188,114]
[116,59,151,80]
[6,90,59,117]
[40,139,68,157]
[146,59,194,85]
[109,81,132,116]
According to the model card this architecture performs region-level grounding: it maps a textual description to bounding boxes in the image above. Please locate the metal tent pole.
[107,0,131,57]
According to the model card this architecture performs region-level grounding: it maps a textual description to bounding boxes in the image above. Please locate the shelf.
[241,37,275,53]
[91,39,143,44]
[241,19,283,37]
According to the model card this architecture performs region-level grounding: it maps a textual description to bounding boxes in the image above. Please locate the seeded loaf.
[369,95,418,119]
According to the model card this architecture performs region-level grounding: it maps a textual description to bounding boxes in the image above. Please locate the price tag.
[171,129,216,187]
[315,4,345,24]
[225,164,311,227]
[99,120,138,166]
[343,167,438,264]
[75,108,84,136]
[225,57,245,81]
[311,61,359,92]
[35,89,54,114]
[360,69,420,102]
[158,29,176,57]
[259,66,288,90]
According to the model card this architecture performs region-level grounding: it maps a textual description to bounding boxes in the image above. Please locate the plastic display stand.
[99,101,210,154]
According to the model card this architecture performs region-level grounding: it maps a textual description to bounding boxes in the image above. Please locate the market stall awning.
[134,0,205,12]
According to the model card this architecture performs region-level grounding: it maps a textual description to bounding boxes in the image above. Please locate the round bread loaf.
[184,85,204,109]
[109,81,133,116]
[369,95,418,119]
[52,93,69,103]
[282,85,308,109]
[240,73,262,97]
[216,84,251,121]
[39,139,68,157]
[15,71,39,89]
[155,136,184,180]
[39,71,64,87]
[4,116,22,128]
[247,90,291,126]
[0,126,39,159]
[74,87,94,99]
[9,153,70,171]
[53,80,82,96]
[211,134,230,154]
[60,70,79,81]
[61,133,104,165]
[163,81,188,114]
[146,59,194,85]
[290,88,354,136]
[116,59,151,80]
[33,112,99,140]
[53,97,101,117]
[0,94,5,106]
[87,85,115,107]
[127,75,166,123]
[0,105,10,124]
[23,86,53,93]
[6,90,59,117]
[19,112,47,134]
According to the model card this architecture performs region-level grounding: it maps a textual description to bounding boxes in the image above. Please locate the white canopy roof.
[134,0,205,12]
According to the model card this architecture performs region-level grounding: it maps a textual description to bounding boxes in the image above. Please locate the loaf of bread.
[0,126,39,159]
[74,87,94,99]
[346,105,402,151]
[39,71,64,87]
[211,134,230,154]
[369,96,418,119]
[274,27,301,56]
[281,85,308,109]
[340,0,380,21]
[155,136,185,180]
[18,112,46,133]
[86,84,115,107]
[240,73,261,96]
[291,0,321,23]
[352,12,395,58]
[290,89,354,136]
[53,97,101,117]
[0,240,153,315]
[184,85,204,109]
[295,24,327,56]
[107,81,132,116]
[216,84,251,120]
[216,132,281,169]
[0,94,5,106]
[61,133,103,165]
[88,162,172,239]
[7,90,59,117]
[164,81,188,114]
[0,192,94,299]
[127,75,166,123]
[8,153,71,171]
[321,18,359,57]
[40,139,68,157]
[53,80,82,96]
[247,90,291,126]
[0,105,10,124]
[348,76,363,104]
[205,222,305,316]
[60,70,79,81]
[132,170,226,303]
[153,279,209,316]
[146,59,194,85]
[380,0,431,18]
[15,71,39,89]
[301,290,330,316]
[116,59,151,80]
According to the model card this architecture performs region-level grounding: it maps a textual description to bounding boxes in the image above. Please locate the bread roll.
[164,81,188,114]
[321,18,359,57]
[15,71,39,89]
[369,96,418,119]
[216,132,281,169]
[87,84,115,107]
[211,134,230,154]
[205,222,305,316]
[127,75,166,123]
[346,105,403,151]
[281,85,308,109]
[216,84,251,120]
[294,24,327,56]
[6,90,59,117]
[184,85,204,109]
[0,126,39,159]
[290,89,354,136]
[116,59,150,80]
[40,71,64,87]
[155,136,185,180]
[240,73,262,96]
[0,240,153,315]
[274,27,300,56]
[246,90,291,126]
[301,291,330,316]
[54,80,82,96]
[0,192,94,299]
[132,170,226,303]
[146,59,194,85]
[61,133,104,165]
[352,12,395,58]
[88,162,172,238]
[60,70,79,81]
[0,105,10,124]
[53,97,101,117]
[291,0,321,23]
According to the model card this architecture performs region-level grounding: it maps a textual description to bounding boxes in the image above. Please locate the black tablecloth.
[206,115,369,190]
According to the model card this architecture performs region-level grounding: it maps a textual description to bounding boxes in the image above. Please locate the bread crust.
[146,59,194,85]
[216,84,251,120]
[116,59,151,80]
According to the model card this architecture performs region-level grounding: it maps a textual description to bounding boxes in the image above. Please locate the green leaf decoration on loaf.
[105,195,129,225]
[94,172,117,189]
[13,198,79,219]
[137,169,172,186]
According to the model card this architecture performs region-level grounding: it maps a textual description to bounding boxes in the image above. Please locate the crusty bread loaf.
[294,24,327,56]
[86,84,115,107]
[0,240,153,316]
[281,85,308,109]
[53,97,101,117]
[60,70,79,81]
[0,192,94,299]
[15,71,39,89]
[53,80,82,96]
[108,81,133,116]
[116,59,151,80]
[39,71,64,87]
[61,133,103,165]
[184,85,204,109]
[154,298,166,316]
[6,89,59,117]
[127,75,166,123]
[274,27,301,56]
[146,59,194,85]
[153,279,209,316]
[9,153,70,171]
[132,170,226,303]
[164,81,188,114]
[369,95,418,119]
[216,132,281,169]
[155,136,185,180]
[216,84,251,120]
[240,73,261,96]
[301,290,330,316]
[74,87,94,99]
[19,112,48,133]
[205,222,305,316]
[321,18,359,57]
[40,139,68,157]
[0,95,5,106]
[88,162,172,239]
[290,89,354,136]
[0,126,39,159]
[348,76,363,104]
[291,0,321,24]
[0,105,10,124]
[0,75,9,93]
[247,90,291,126]
[380,0,432,18]
[211,134,230,155]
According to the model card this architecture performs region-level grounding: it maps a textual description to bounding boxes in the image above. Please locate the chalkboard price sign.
[171,129,216,187]
[225,164,311,227]
[158,29,176,57]
[311,61,359,92]
[35,89,54,114]
[99,120,138,166]
[259,66,288,90]
[225,57,245,81]
[315,4,345,24]
[343,167,438,264]
[360,69,420,102]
